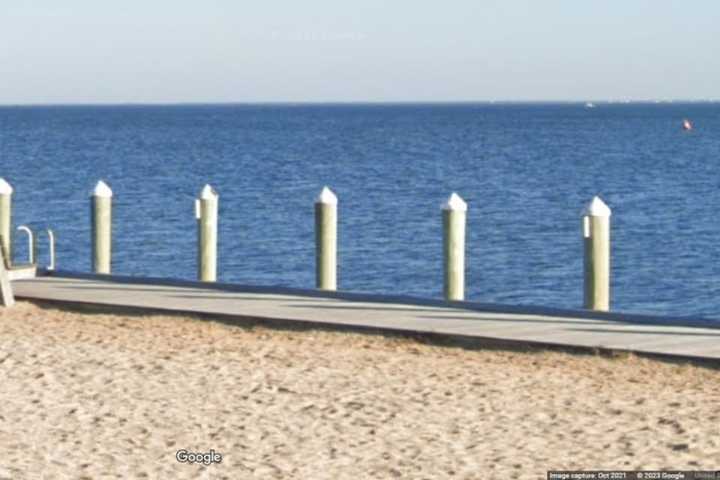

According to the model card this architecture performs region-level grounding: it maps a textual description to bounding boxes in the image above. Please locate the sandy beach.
[1,301,718,479]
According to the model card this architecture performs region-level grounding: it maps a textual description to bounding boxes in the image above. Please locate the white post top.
[442,192,467,212]
[315,186,338,205]
[583,195,611,217]
[0,178,12,195]
[91,180,113,197]
[200,184,218,199]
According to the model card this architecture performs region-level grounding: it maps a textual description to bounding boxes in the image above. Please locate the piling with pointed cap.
[0,240,14,307]
[91,180,113,274]
[196,184,219,282]
[442,193,467,301]
[0,178,13,266]
[315,186,337,290]
[582,196,611,311]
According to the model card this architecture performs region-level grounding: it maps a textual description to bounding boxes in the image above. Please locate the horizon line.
[1,98,719,108]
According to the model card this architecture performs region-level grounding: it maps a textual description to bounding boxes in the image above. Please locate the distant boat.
[585,102,596,109]
[682,119,693,131]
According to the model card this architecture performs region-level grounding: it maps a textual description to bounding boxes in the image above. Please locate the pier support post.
[315,186,337,291]
[442,193,467,301]
[583,196,611,311]
[196,184,219,282]
[91,180,113,274]
[0,242,14,307]
[0,178,13,266]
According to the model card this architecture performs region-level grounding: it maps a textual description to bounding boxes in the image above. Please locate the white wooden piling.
[0,241,14,307]
[315,186,337,291]
[442,193,467,301]
[0,178,13,266]
[583,196,611,311]
[91,180,113,274]
[196,184,219,282]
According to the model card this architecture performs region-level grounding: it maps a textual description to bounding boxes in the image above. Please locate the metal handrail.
[15,226,55,269]
[16,225,35,264]
[46,229,55,271]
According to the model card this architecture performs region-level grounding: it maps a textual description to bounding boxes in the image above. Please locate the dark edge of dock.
[22,294,720,370]
[39,269,720,330]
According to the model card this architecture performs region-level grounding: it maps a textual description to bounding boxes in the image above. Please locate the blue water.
[2,103,720,318]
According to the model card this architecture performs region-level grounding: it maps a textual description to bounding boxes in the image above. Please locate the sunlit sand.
[1,301,718,479]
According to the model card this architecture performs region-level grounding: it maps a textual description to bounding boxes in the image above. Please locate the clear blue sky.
[1,1,718,104]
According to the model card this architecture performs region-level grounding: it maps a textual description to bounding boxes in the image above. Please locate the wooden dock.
[11,272,720,363]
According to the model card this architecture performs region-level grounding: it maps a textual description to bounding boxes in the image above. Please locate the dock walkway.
[12,272,720,362]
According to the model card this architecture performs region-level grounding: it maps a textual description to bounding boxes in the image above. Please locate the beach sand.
[1,301,718,479]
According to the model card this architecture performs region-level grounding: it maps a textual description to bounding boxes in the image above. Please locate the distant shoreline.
[1,99,719,108]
